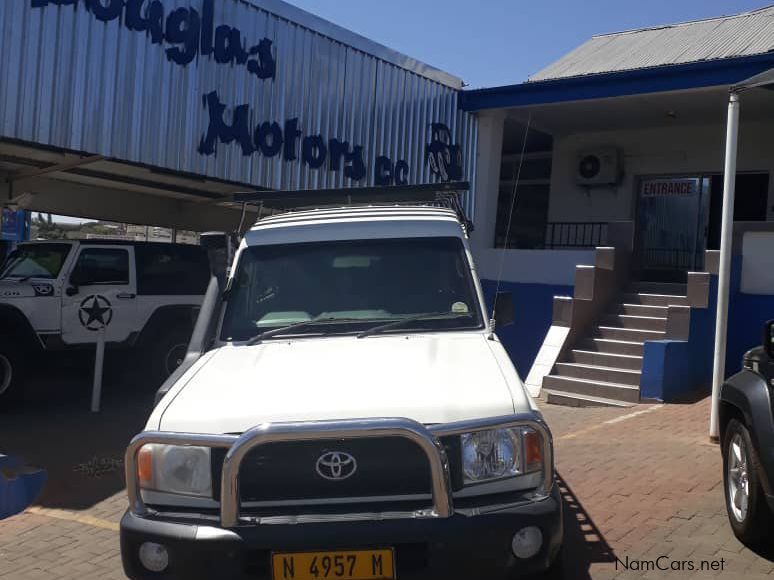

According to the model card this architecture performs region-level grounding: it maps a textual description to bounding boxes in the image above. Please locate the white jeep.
[0,240,211,405]
[120,205,562,580]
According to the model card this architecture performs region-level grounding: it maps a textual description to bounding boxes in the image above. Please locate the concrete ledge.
[574,265,596,300]
[687,271,710,308]
[665,306,690,340]
[552,296,573,327]
[704,250,720,275]
[594,247,616,270]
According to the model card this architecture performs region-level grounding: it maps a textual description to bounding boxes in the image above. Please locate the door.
[61,245,137,345]
[636,177,710,282]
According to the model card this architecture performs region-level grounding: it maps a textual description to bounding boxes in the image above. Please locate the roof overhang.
[0,139,264,231]
[461,53,774,112]
[733,66,774,92]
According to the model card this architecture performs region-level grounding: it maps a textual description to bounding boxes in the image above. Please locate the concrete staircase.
[543,281,689,407]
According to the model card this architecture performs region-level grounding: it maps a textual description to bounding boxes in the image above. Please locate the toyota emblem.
[315,451,357,481]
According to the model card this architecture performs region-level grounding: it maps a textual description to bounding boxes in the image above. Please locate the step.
[543,375,641,403]
[544,389,635,408]
[617,303,669,317]
[579,338,644,357]
[554,362,641,386]
[629,281,687,295]
[621,293,689,307]
[594,326,665,342]
[600,314,667,332]
[568,349,643,371]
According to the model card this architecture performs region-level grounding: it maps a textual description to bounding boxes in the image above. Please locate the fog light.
[139,542,169,573]
[512,526,543,559]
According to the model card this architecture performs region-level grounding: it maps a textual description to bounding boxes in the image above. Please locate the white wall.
[548,119,774,223]
[474,248,594,285]
[471,111,505,253]
[741,231,774,295]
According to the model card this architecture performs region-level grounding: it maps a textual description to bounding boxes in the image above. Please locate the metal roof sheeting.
[0,1,476,205]
[530,5,774,82]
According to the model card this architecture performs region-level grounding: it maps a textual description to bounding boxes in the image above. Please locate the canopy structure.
[710,67,774,440]
[732,67,774,92]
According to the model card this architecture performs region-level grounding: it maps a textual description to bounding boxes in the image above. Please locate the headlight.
[461,427,542,484]
[138,444,212,497]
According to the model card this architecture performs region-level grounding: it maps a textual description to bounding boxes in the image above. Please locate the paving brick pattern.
[1,370,773,579]
[543,398,774,579]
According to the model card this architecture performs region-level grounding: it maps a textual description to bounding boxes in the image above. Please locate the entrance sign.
[14,0,476,196]
[641,178,700,197]
[637,177,708,276]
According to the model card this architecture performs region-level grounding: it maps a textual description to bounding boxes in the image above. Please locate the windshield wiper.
[245,317,361,345]
[356,312,470,339]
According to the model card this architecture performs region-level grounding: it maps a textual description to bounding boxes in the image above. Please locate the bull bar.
[124,415,553,528]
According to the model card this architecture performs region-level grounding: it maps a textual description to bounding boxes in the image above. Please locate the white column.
[710,92,740,441]
[470,110,506,256]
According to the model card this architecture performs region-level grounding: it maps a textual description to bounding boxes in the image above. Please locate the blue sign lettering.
[198,91,460,184]
[31,0,276,80]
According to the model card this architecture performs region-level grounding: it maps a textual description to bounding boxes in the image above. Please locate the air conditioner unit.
[576,148,621,186]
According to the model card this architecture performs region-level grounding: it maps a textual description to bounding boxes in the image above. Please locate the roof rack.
[229,182,474,233]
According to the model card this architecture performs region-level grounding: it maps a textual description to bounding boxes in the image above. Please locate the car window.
[221,237,483,341]
[0,244,72,279]
[72,248,130,285]
[135,245,210,295]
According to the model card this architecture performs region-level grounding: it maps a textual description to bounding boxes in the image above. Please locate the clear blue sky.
[289,0,772,88]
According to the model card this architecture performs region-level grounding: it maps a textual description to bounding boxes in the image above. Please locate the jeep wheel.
[0,341,25,408]
[151,331,190,382]
[722,418,773,547]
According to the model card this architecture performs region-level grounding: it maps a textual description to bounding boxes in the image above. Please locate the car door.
[60,245,138,345]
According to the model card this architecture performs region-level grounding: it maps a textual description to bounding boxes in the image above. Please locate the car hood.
[154,333,528,433]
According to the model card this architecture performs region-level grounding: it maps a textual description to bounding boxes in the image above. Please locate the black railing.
[544,222,608,249]
[641,248,705,271]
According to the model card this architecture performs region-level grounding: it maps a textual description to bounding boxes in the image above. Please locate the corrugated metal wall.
[0,0,476,212]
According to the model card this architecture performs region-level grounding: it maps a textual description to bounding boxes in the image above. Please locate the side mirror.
[764,320,774,359]
[69,270,87,287]
[493,291,514,329]
[65,285,79,297]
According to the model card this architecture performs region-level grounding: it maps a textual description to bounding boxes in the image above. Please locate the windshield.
[220,237,484,342]
[0,244,72,280]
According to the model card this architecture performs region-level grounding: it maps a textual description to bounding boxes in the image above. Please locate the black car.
[720,320,774,547]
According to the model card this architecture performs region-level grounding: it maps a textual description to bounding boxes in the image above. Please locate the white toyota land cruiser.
[0,240,210,405]
[120,205,562,580]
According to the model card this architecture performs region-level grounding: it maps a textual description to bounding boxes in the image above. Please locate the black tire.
[150,330,191,384]
[0,339,26,409]
[722,417,774,548]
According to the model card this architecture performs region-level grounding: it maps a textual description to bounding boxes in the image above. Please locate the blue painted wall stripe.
[480,279,571,377]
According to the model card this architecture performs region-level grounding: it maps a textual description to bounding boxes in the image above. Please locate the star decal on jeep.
[78,295,113,331]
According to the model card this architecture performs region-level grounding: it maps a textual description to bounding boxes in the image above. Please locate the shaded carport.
[0,140,261,233]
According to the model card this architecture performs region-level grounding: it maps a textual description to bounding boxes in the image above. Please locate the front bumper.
[120,483,563,580]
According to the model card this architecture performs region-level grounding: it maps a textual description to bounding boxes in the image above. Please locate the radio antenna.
[491,112,532,326]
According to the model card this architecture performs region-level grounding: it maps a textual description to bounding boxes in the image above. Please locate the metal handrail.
[125,416,553,528]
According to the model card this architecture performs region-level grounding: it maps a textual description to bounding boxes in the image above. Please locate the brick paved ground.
[542,399,774,579]
[1,365,773,579]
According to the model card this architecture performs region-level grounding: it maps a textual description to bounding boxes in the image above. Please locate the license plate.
[272,548,395,580]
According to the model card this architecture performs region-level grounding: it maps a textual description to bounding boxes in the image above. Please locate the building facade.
[463,5,774,405]
[0,0,477,230]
